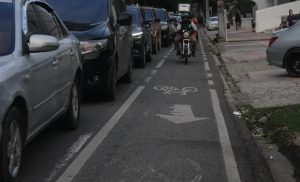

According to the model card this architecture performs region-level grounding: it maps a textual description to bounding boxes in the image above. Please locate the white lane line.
[144,76,152,83]
[207,73,213,78]
[203,58,208,61]
[205,62,210,71]
[156,59,166,68]
[212,55,221,66]
[208,80,215,86]
[56,86,145,182]
[46,133,92,182]
[209,89,241,182]
[150,70,158,75]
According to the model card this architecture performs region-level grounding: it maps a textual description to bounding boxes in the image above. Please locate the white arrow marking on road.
[157,105,209,124]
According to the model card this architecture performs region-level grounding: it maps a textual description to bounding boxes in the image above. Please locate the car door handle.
[52,60,59,66]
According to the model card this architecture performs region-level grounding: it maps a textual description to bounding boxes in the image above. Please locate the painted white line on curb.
[207,73,213,78]
[150,70,158,75]
[213,55,221,66]
[209,89,241,182]
[144,76,152,83]
[56,86,145,182]
[205,62,210,71]
[208,80,214,86]
[46,133,92,182]
[156,59,166,68]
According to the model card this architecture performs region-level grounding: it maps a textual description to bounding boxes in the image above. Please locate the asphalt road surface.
[20,31,273,182]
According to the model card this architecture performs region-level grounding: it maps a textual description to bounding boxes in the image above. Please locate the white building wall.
[253,0,273,10]
[255,1,300,32]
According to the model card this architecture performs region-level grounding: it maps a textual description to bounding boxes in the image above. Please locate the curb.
[201,28,275,182]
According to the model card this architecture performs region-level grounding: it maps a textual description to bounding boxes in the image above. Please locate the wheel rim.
[291,58,300,74]
[7,120,22,178]
[71,83,79,120]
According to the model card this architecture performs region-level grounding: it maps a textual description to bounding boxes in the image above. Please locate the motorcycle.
[178,30,192,65]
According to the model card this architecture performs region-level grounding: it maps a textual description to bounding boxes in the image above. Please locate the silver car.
[0,0,82,181]
[207,16,219,31]
[266,22,300,76]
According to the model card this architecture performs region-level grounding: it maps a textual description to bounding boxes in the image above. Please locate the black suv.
[47,0,133,100]
[127,5,152,68]
[154,8,172,47]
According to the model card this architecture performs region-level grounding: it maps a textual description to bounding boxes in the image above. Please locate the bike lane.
[57,41,250,182]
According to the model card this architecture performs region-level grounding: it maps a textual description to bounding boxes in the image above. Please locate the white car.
[207,16,219,30]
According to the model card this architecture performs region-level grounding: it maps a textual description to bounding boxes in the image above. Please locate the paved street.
[20,31,272,182]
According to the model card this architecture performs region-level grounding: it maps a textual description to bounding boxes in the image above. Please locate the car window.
[0,1,14,56]
[47,0,108,25]
[26,4,43,37]
[143,9,153,21]
[155,9,167,22]
[52,13,68,38]
[127,7,141,26]
[33,4,60,39]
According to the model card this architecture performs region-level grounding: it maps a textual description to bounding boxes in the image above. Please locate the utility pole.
[205,0,209,22]
[217,0,227,41]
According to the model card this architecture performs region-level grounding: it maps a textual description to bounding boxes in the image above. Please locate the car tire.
[158,37,161,50]
[61,78,80,130]
[138,47,146,68]
[121,53,133,83]
[152,38,157,54]
[146,49,152,62]
[285,53,300,77]
[105,59,117,101]
[0,107,23,182]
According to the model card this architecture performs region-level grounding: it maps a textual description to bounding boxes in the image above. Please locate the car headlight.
[80,39,108,55]
[161,25,168,30]
[183,32,189,38]
[132,32,143,39]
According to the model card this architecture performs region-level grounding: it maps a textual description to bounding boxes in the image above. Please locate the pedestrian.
[287,9,296,27]
[235,10,242,30]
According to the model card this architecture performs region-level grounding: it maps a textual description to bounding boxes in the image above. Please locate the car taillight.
[268,37,278,47]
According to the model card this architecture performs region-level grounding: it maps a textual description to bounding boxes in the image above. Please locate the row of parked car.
[0,0,173,181]
[127,5,174,68]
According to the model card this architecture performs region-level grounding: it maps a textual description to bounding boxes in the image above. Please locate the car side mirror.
[154,18,160,23]
[118,12,132,26]
[29,34,59,53]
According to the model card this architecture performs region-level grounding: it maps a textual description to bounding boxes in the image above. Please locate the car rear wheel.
[0,107,23,182]
[285,53,300,77]
[61,78,80,130]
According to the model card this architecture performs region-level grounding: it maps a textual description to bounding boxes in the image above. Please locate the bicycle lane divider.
[155,47,174,69]
[56,86,145,182]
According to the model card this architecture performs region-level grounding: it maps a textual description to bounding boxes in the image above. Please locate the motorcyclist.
[174,14,198,57]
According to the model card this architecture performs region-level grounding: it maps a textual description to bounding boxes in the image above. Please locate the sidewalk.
[206,28,300,108]
[203,28,300,182]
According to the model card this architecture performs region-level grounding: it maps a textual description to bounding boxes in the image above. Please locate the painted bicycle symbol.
[154,85,198,96]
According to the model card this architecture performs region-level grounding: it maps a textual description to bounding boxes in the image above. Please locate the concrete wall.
[253,0,273,10]
[255,1,300,32]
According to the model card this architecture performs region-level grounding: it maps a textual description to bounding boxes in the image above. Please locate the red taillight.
[268,37,278,47]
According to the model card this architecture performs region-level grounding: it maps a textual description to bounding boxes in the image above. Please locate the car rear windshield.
[47,0,108,30]
[143,9,153,21]
[127,7,141,26]
[210,17,218,22]
[0,1,14,56]
[155,9,167,22]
